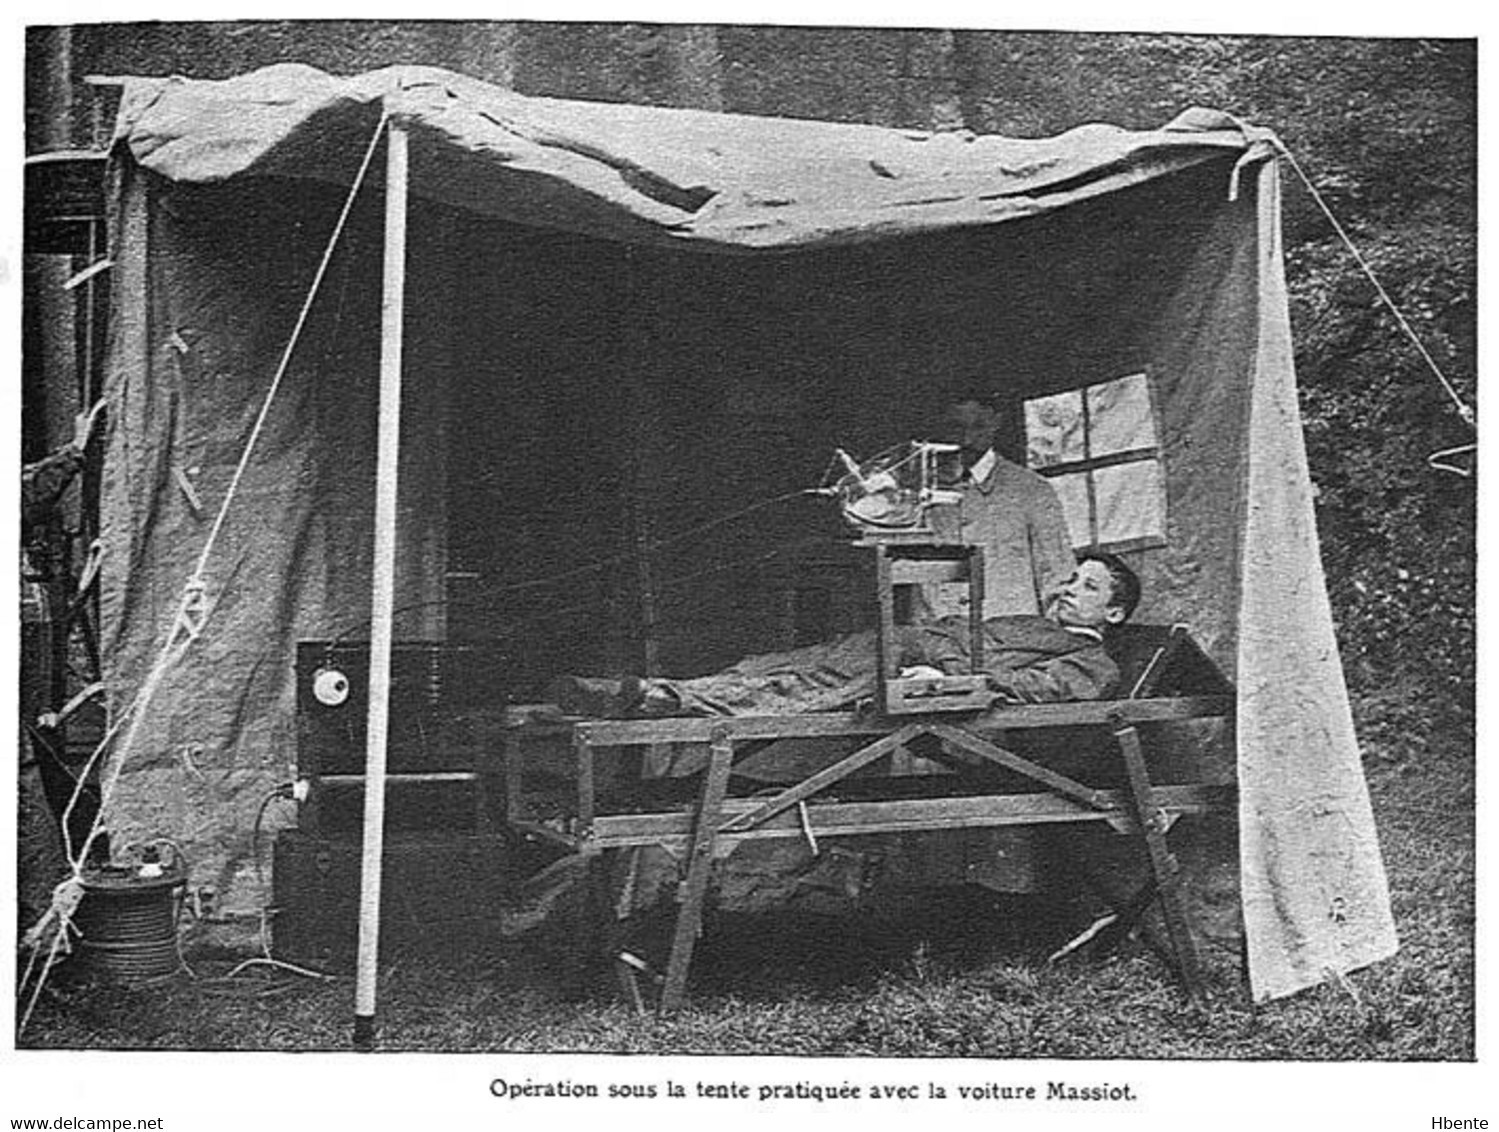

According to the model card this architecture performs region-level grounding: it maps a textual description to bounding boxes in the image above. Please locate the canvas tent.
[93,62,1396,1002]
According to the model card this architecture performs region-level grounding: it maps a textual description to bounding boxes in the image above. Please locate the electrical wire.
[227,951,339,983]
[251,785,297,888]
[18,111,394,1037]
[327,487,827,645]
[453,487,823,598]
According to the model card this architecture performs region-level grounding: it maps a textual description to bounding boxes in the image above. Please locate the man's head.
[1048,552,1141,630]
[938,396,1003,471]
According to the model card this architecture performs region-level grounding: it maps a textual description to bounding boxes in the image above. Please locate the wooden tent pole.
[353,118,408,1050]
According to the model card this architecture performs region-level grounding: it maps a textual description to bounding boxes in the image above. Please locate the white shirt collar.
[1062,625,1104,642]
[967,448,997,485]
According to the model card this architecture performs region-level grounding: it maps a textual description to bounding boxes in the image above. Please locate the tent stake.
[353,118,407,1051]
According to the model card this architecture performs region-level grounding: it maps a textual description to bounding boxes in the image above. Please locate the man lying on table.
[548,552,1139,718]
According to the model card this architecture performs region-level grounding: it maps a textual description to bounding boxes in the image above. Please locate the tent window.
[1023,371,1166,552]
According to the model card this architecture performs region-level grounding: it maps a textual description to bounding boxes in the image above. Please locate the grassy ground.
[15,721,1474,1059]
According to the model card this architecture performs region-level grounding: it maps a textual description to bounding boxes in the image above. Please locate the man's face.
[1047,559,1124,630]
[941,400,1001,469]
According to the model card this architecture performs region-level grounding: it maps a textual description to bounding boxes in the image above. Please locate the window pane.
[1086,371,1156,457]
[1094,459,1166,546]
[1024,390,1085,468]
[1046,471,1092,548]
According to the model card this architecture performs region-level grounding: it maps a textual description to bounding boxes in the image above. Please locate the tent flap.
[1235,161,1398,1000]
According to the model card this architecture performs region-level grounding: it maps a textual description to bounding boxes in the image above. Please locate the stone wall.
[25,20,1129,155]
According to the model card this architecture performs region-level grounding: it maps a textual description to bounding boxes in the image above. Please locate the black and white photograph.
[6,9,1484,1128]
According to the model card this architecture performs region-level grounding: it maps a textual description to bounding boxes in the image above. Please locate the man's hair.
[946,392,1005,417]
[923,393,1006,440]
[1079,551,1141,622]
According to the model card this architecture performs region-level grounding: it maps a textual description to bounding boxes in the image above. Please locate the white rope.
[19,894,78,1032]
[189,109,392,586]
[1276,140,1475,431]
[68,640,187,866]
[83,109,391,849]
[1427,442,1476,478]
[18,110,392,1034]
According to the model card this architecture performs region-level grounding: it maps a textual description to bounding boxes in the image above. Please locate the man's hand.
[898,664,945,680]
[1040,585,1064,617]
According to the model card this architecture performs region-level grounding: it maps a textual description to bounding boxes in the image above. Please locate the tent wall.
[442,226,642,682]
[100,153,1253,907]
[97,166,448,906]
[96,113,1394,999]
[446,157,1259,676]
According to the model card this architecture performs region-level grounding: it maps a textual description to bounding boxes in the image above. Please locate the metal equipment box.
[270,830,512,972]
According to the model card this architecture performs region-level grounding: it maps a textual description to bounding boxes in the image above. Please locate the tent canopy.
[97,64,1393,1003]
[112,62,1276,250]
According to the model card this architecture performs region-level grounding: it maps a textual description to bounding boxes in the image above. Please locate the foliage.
[956,35,1476,744]
[1128,38,1477,738]
[1165,38,1477,732]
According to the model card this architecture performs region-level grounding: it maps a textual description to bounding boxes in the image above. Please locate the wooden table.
[503,692,1235,1012]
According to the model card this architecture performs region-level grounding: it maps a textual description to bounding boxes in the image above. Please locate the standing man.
[919,394,1075,620]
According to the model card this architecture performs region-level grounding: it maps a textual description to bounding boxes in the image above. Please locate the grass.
[15,714,1475,1060]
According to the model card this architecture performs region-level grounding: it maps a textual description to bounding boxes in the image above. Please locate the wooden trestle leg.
[1111,714,1205,1001]
[659,726,735,1013]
